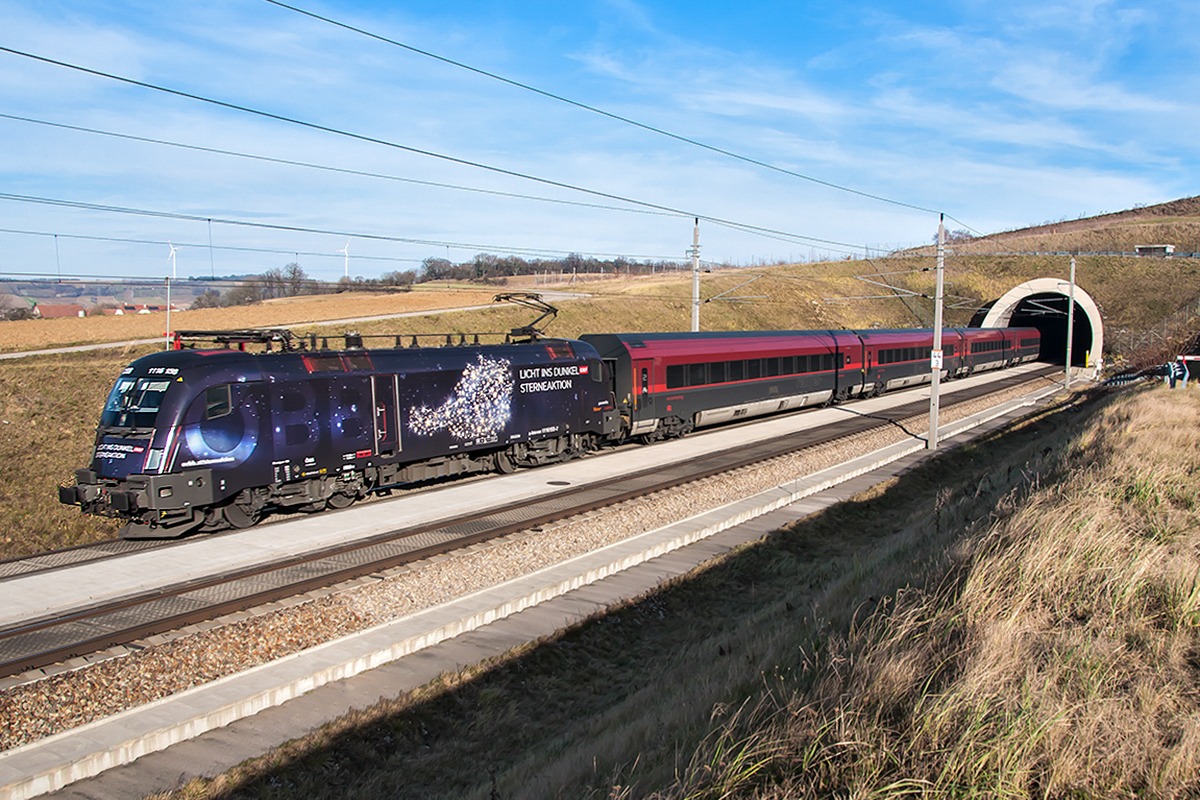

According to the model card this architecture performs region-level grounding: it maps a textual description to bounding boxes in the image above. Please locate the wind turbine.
[338,240,350,279]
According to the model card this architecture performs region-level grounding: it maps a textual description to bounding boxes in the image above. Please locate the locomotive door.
[372,374,400,457]
[632,358,653,411]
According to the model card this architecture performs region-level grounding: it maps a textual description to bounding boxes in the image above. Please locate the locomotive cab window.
[101,377,174,429]
[204,385,232,420]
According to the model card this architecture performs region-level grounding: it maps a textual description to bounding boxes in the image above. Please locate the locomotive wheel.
[496,451,517,474]
[221,499,259,529]
[327,491,356,509]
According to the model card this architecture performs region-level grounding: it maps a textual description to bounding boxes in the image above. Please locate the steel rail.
[0,366,1060,678]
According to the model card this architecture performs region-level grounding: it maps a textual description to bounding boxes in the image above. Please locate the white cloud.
[991,59,1177,112]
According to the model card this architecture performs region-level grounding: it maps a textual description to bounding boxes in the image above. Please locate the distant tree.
[260,267,286,300]
[282,262,309,297]
[221,279,263,307]
[420,257,452,282]
[190,289,221,309]
[379,270,415,287]
[562,252,585,274]
[471,253,499,279]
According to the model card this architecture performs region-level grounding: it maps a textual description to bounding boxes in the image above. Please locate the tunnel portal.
[972,278,1104,374]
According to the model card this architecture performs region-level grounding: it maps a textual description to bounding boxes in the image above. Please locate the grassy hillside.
[911,195,1200,255]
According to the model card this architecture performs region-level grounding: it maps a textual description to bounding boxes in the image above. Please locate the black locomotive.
[61,321,1039,538]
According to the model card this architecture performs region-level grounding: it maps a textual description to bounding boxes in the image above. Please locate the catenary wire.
[0,192,679,261]
[0,226,427,263]
[265,0,943,217]
[0,113,678,220]
[0,46,868,253]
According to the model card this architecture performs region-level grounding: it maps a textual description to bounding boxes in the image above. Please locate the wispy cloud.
[0,0,1197,278]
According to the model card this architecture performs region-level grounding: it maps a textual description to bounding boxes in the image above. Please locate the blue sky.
[0,0,1196,281]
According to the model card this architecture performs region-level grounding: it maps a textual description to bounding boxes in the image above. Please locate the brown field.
[0,286,496,353]
[0,348,140,556]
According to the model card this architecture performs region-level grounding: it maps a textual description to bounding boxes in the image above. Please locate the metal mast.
[928,215,945,450]
[689,218,701,332]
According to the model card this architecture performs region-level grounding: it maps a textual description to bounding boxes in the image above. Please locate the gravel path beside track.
[0,377,1055,751]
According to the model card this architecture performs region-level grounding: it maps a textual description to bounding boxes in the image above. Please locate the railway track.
[0,365,1060,679]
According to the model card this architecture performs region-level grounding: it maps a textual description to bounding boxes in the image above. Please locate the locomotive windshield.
[100,376,174,430]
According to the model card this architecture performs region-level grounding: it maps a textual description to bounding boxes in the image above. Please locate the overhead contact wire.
[0,192,676,260]
[0,113,676,219]
[0,46,869,252]
[265,0,941,216]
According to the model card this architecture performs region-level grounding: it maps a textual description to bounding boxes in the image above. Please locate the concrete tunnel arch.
[974,278,1104,378]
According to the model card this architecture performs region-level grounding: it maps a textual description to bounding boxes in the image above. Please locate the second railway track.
[0,365,1061,680]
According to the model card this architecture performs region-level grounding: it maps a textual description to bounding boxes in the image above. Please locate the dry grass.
[142,386,1200,800]
[143,379,1138,800]
[0,348,145,556]
[656,386,1200,799]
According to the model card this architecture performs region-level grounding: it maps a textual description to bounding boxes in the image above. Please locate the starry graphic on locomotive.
[407,354,515,442]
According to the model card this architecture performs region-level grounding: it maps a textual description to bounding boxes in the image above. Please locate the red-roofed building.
[34,304,86,319]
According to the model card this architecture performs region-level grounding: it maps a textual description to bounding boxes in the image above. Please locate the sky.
[0,0,1197,282]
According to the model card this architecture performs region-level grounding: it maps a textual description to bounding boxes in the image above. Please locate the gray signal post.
[928,215,945,450]
[689,218,701,332]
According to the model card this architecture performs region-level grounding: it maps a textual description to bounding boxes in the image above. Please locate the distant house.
[1135,244,1175,257]
[112,303,183,315]
[34,303,86,319]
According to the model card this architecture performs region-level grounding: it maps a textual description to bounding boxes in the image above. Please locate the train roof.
[122,336,598,380]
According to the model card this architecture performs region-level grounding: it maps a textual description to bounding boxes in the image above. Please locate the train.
[60,323,1040,538]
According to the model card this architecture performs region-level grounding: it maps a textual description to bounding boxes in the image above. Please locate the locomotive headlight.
[158,486,173,498]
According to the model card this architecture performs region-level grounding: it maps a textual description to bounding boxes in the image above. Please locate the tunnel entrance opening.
[1007,294,1094,366]
[976,278,1104,375]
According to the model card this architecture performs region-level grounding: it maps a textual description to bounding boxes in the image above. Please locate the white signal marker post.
[928,215,945,450]
[165,241,178,351]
